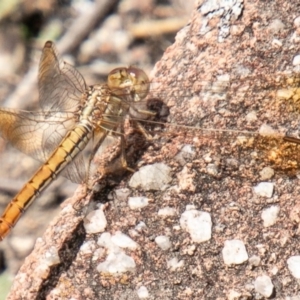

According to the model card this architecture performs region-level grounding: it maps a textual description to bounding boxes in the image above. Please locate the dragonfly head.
[107,67,150,102]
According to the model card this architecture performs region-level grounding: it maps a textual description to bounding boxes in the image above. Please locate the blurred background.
[0,0,193,297]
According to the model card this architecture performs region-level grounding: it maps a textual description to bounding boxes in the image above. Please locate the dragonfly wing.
[61,128,115,184]
[0,108,91,184]
[61,129,115,184]
[61,152,87,183]
[38,41,87,112]
[0,108,75,162]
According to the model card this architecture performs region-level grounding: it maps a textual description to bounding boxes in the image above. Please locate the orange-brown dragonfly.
[0,41,154,240]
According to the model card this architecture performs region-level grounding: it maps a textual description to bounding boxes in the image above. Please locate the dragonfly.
[0,41,155,241]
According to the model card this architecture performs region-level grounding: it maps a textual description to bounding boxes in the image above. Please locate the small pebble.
[129,163,172,190]
[167,257,184,271]
[114,188,131,201]
[158,207,176,217]
[293,55,300,66]
[135,221,147,231]
[111,231,138,250]
[222,240,248,265]
[155,235,171,250]
[294,16,300,27]
[287,256,300,279]
[249,255,261,267]
[261,205,280,227]
[254,275,274,297]
[44,246,60,266]
[175,144,196,165]
[80,241,96,255]
[253,182,274,198]
[180,209,212,243]
[259,167,274,180]
[97,252,136,274]
[128,197,149,209]
[83,209,107,234]
[97,232,118,252]
[137,286,149,299]
[259,124,278,137]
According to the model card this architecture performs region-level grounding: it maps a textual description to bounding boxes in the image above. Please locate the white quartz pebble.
[155,235,171,250]
[128,197,149,209]
[222,240,248,265]
[137,286,149,299]
[254,275,274,297]
[261,205,280,227]
[180,209,212,243]
[287,256,300,279]
[84,209,107,234]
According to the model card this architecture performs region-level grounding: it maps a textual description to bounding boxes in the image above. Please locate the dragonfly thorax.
[80,85,112,127]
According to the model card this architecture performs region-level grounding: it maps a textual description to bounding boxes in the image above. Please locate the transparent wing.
[38,41,87,112]
[61,152,87,184]
[0,108,90,183]
[0,108,77,160]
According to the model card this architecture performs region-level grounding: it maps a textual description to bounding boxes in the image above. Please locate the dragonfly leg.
[131,120,153,141]
[134,108,157,118]
[115,119,151,173]
[119,133,135,172]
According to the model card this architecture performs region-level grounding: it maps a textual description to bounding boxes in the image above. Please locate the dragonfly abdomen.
[0,123,93,240]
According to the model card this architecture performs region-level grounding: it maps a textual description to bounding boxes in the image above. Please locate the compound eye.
[107,67,150,101]
[127,67,150,100]
[107,67,127,91]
